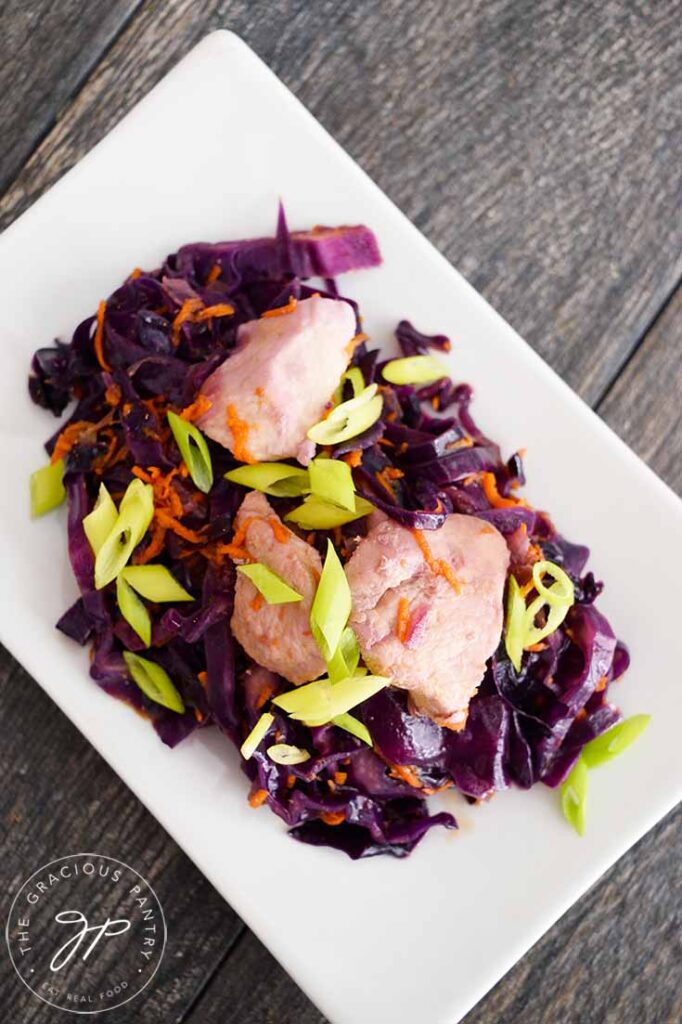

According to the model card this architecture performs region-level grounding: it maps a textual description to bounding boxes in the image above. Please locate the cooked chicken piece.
[197,296,356,464]
[345,513,509,728]
[230,492,325,685]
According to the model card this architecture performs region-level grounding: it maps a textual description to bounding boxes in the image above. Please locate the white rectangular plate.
[1,32,680,1024]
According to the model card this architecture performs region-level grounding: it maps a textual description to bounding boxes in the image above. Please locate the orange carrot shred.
[129,267,142,280]
[248,788,268,808]
[255,677,278,710]
[50,421,92,465]
[250,592,264,612]
[171,298,203,347]
[261,295,297,318]
[334,771,347,785]
[411,529,462,594]
[206,263,221,284]
[388,763,423,788]
[396,597,411,644]
[480,471,526,509]
[104,383,121,406]
[320,811,346,826]
[196,303,235,322]
[226,404,255,463]
[342,449,362,468]
[179,395,213,421]
[197,671,208,689]
[93,300,111,371]
[344,332,368,357]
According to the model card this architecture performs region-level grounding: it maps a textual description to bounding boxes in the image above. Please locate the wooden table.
[2,2,680,1021]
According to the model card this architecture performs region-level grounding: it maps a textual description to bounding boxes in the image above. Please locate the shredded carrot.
[375,468,398,497]
[50,421,92,465]
[255,386,265,398]
[342,449,362,468]
[231,516,258,550]
[334,771,347,785]
[269,518,290,544]
[250,592,264,612]
[93,300,111,371]
[388,763,423,788]
[480,525,496,535]
[525,643,547,653]
[411,529,462,594]
[194,708,205,723]
[171,298,203,347]
[248,788,268,808]
[595,675,608,693]
[197,671,208,690]
[431,395,440,411]
[320,811,346,826]
[384,466,404,480]
[286,774,296,789]
[206,263,221,284]
[134,522,167,564]
[213,542,250,562]
[196,303,235,322]
[155,509,205,544]
[254,677,277,711]
[104,383,121,407]
[261,295,297,318]
[179,394,213,421]
[449,436,474,449]
[226,404,255,463]
[480,471,526,509]
[396,597,411,644]
[344,331,368,357]
[129,267,142,280]
[422,779,455,795]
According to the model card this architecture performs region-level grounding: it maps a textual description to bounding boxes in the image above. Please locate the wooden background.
[1,1,680,1021]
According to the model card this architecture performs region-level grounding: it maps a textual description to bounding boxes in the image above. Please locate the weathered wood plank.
[0,0,142,192]
[0,656,244,1021]
[1,0,681,404]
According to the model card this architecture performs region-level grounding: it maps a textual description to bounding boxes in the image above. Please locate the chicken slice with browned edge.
[197,295,357,464]
[230,491,325,685]
[345,513,510,728]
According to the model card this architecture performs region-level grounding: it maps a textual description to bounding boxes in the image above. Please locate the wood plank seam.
[175,924,248,1024]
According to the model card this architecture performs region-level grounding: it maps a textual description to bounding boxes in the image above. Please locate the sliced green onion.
[94,479,154,590]
[224,462,309,497]
[524,591,572,647]
[504,575,527,672]
[382,355,447,385]
[532,560,574,606]
[240,712,274,760]
[273,678,334,716]
[123,651,184,713]
[121,564,194,603]
[83,483,118,554]
[237,563,303,604]
[308,457,356,512]
[116,576,152,646]
[332,712,372,746]
[326,627,361,683]
[267,744,310,765]
[288,674,390,727]
[30,459,65,518]
[285,494,374,530]
[333,366,365,404]
[560,756,588,836]
[582,715,651,769]
[167,410,213,494]
[310,539,352,661]
[307,385,383,446]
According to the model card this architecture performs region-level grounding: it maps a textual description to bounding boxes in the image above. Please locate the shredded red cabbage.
[28,209,628,858]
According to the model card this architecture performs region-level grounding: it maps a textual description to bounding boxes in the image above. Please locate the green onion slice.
[504,575,527,672]
[332,712,372,746]
[121,564,194,603]
[582,715,651,769]
[224,462,310,497]
[287,674,390,727]
[30,459,65,518]
[307,385,383,446]
[83,483,118,554]
[237,563,303,604]
[560,756,588,836]
[284,494,374,530]
[532,560,574,606]
[333,366,365,404]
[240,712,274,760]
[167,410,214,494]
[382,355,448,385]
[267,744,310,765]
[116,576,152,646]
[310,539,352,661]
[326,627,361,683]
[123,651,184,713]
[308,457,356,512]
[94,479,154,590]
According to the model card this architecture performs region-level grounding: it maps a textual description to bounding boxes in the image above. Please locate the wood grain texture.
[1,1,680,1022]
[0,0,142,192]
[1,0,681,402]
[0,656,244,1022]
